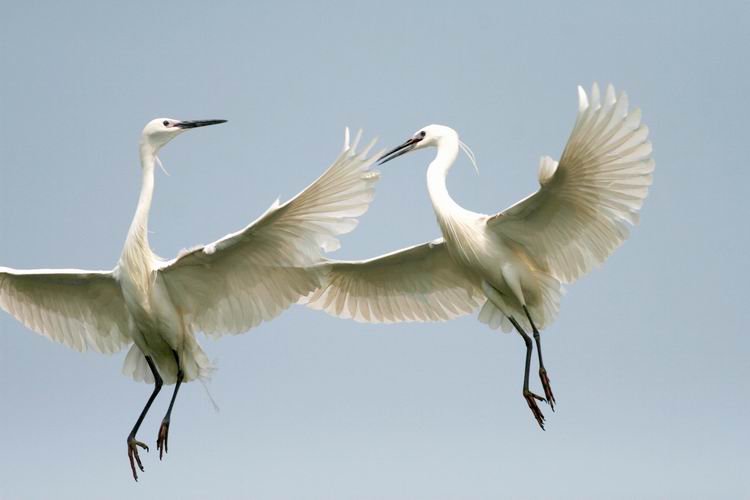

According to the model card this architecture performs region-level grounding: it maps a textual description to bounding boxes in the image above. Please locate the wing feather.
[159,130,381,337]
[0,267,131,353]
[303,239,485,323]
[487,83,654,283]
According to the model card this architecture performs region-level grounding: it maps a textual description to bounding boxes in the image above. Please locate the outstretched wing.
[0,267,131,353]
[303,239,485,323]
[487,83,654,283]
[159,130,381,337]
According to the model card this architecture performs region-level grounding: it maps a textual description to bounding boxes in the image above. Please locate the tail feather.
[121,335,214,385]
[122,344,156,384]
[479,271,563,333]
[478,299,513,333]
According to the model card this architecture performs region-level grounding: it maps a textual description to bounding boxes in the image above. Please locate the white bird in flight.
[0,119,380,479]
[305,83,654,428]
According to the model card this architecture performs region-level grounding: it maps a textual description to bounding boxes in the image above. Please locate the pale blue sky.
[1,1,748,499]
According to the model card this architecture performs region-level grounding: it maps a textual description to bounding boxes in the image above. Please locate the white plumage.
[0,268,130,354]
[158,131,380,342]
[305,83,653,428]
[307,238,485,323]
[487,84,653,285]
[0,119,380,479]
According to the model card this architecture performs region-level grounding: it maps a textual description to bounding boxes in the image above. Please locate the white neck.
[426,135,464,221]
[425,132,485,264]
[121,142,157,266]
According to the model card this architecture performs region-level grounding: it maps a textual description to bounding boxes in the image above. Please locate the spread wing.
[487,83,654,283]
[303,239,485,323]
[0,267,131,353]
[159,129,381,337]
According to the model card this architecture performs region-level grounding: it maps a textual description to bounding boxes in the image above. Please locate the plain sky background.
[1,1,748,499]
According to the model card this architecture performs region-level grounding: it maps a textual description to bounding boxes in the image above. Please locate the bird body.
[114,140,208,384]
[305,84,653,427]
[424,129,556,333]
[308,84,652,329]
[0,118,381,478]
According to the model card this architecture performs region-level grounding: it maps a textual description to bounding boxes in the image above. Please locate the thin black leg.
[508,315,546,430]
[157,350,184,460]
[523,305,556,410]
[127,355,162,481]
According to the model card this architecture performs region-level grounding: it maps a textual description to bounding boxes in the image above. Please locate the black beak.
[378,136,422,165]
[176,119,227,129]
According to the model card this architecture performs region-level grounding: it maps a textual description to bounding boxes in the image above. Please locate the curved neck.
[426,136,463,219]
[122,142,157,263]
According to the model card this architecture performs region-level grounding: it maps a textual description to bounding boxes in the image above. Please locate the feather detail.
[487,83,654,283]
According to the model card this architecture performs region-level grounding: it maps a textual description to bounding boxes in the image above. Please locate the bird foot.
[539,367,556,411]
[157,419,170,460]
[127,437,149,481]
[523,390,546,430]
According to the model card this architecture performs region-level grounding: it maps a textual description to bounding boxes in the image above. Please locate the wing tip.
[577,85,588,112]
[537,155,559,186]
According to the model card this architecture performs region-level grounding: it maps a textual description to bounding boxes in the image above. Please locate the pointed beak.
[175,119,227,129]
[378,136,422,165]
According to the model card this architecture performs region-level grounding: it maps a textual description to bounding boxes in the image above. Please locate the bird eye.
[418,131,426,138]
[162,120,170,127]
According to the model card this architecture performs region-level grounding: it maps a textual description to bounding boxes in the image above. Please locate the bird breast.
[118,245,158,313]
[438,212,490,269]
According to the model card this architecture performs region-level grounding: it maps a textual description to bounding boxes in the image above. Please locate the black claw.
[539,368,556,411]
[523,391,546,430]
[128,438,151,481]
[157,420,171,460]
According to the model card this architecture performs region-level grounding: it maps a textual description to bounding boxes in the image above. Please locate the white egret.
[0,120,380,479]
[305,84,654,429]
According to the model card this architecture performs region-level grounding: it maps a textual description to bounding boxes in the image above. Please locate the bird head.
[140,118,227,153]
[378,124,458,164]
